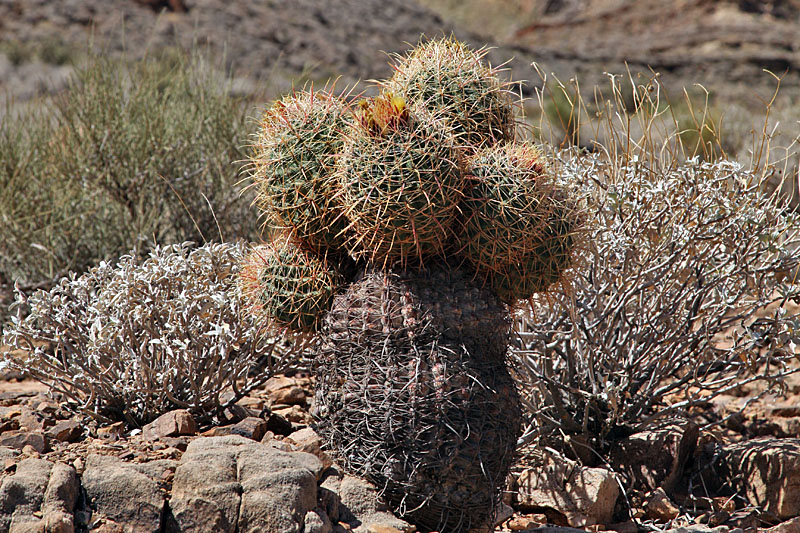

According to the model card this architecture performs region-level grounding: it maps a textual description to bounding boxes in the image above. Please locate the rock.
[763,516,800,533]
[515,454,620,528]
[305,509,333,533]
[143,409,196,439]
[0,458,78,532]
[336,474,414,533]
[645,487,681,521]
[231,417,268,441]
[0,446,19,464]
[96,422,125,440]
[662,526,737,533]
[319,468,343,524]
[46,420,83,443]
[724,437,800,520]
[82,454,176,532]
[494,502,514,525]
[0,430,47,453]
[264,376,307,406]
[265,411,294,436]
[170,435,322,533]
[287,428,332,470]
[609,420,698,493]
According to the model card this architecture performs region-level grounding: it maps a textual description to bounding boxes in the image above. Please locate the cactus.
[250,89,350,253]
[242,37,581,533]
[386,37,515,152]
[314,266,521,531]
[457,142,580,303]
[238,234,346,334]
[337,93,464,267]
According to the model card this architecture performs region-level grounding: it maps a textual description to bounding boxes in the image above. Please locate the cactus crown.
[387,36,515,152]
[337,98,464,267]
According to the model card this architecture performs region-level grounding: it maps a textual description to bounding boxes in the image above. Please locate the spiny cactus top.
[250,89,350,253]
[238,235,347,334]
[386,36,515,152]
[457,142,581,303]
[336,93,464,267]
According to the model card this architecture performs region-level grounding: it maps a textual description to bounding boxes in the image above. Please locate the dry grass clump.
[0,50,256,326]
[1,242,306,427]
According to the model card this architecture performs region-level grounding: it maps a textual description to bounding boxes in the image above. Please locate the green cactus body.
[387,37,514,153]
[238,235,345,333]
[251,90,350,253]
[337,94,464,267]
[457,142,579,303]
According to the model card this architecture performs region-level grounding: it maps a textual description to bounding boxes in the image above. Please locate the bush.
[1,242,307,426]
[0,51,257,325]
[512,153,800,458]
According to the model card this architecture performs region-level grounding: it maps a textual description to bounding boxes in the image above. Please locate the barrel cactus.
[241,37,581,533]
[457,142,581,303]
[238,235,346,334]
[337,93,464,266]
[314,266,521,531]
[386,37,515,152]
[250,89,350,252]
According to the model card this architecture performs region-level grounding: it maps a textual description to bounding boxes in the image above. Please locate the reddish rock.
[264,376,308,406]
[287,428,332,470]
[143,409,196,439]
[645,487,680,521]
[46,420,83,443]
[230,417,268,441]
[609,420,698,493]
[0,430,48,453]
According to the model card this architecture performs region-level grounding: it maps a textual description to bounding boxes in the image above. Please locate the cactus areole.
[242,38,582,532]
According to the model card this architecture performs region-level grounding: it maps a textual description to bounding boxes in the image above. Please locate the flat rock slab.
[515,454,619,528]
[0,458,79,532]
[724,437,800,520]
[82,454,177,532]
[169,435,323,533]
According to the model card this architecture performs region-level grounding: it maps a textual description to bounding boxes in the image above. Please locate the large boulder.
[168,435,322,533]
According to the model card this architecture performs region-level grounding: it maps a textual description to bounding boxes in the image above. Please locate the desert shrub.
[0,50,256,325]
[512,153,800,458]
[0,242,307,426]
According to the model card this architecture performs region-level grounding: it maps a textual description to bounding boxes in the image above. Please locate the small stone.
[287,428,332,470]
[305,509,333,533]
[494,502,514,525]
[507,515,544,530]
[142,409,196,439]
[265,411,294,436]
[273,404,308,424]
[46,420,82,443]
[160,436,189,451]
[724,437,800,520]
[645,487,681,521]
[763,516,800,533]
[237,396,265,411]
[515,454,620,527]
[35,401,57,413]
[230,417,268,441]
[0,430,48,452]
[96,422,125,440]
[264,375,307,405]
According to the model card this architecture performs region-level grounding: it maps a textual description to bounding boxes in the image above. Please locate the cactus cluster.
[241,37,582,532]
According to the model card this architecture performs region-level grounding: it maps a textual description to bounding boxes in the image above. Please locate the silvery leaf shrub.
[513,154,800,458]
[1,242,306,426]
